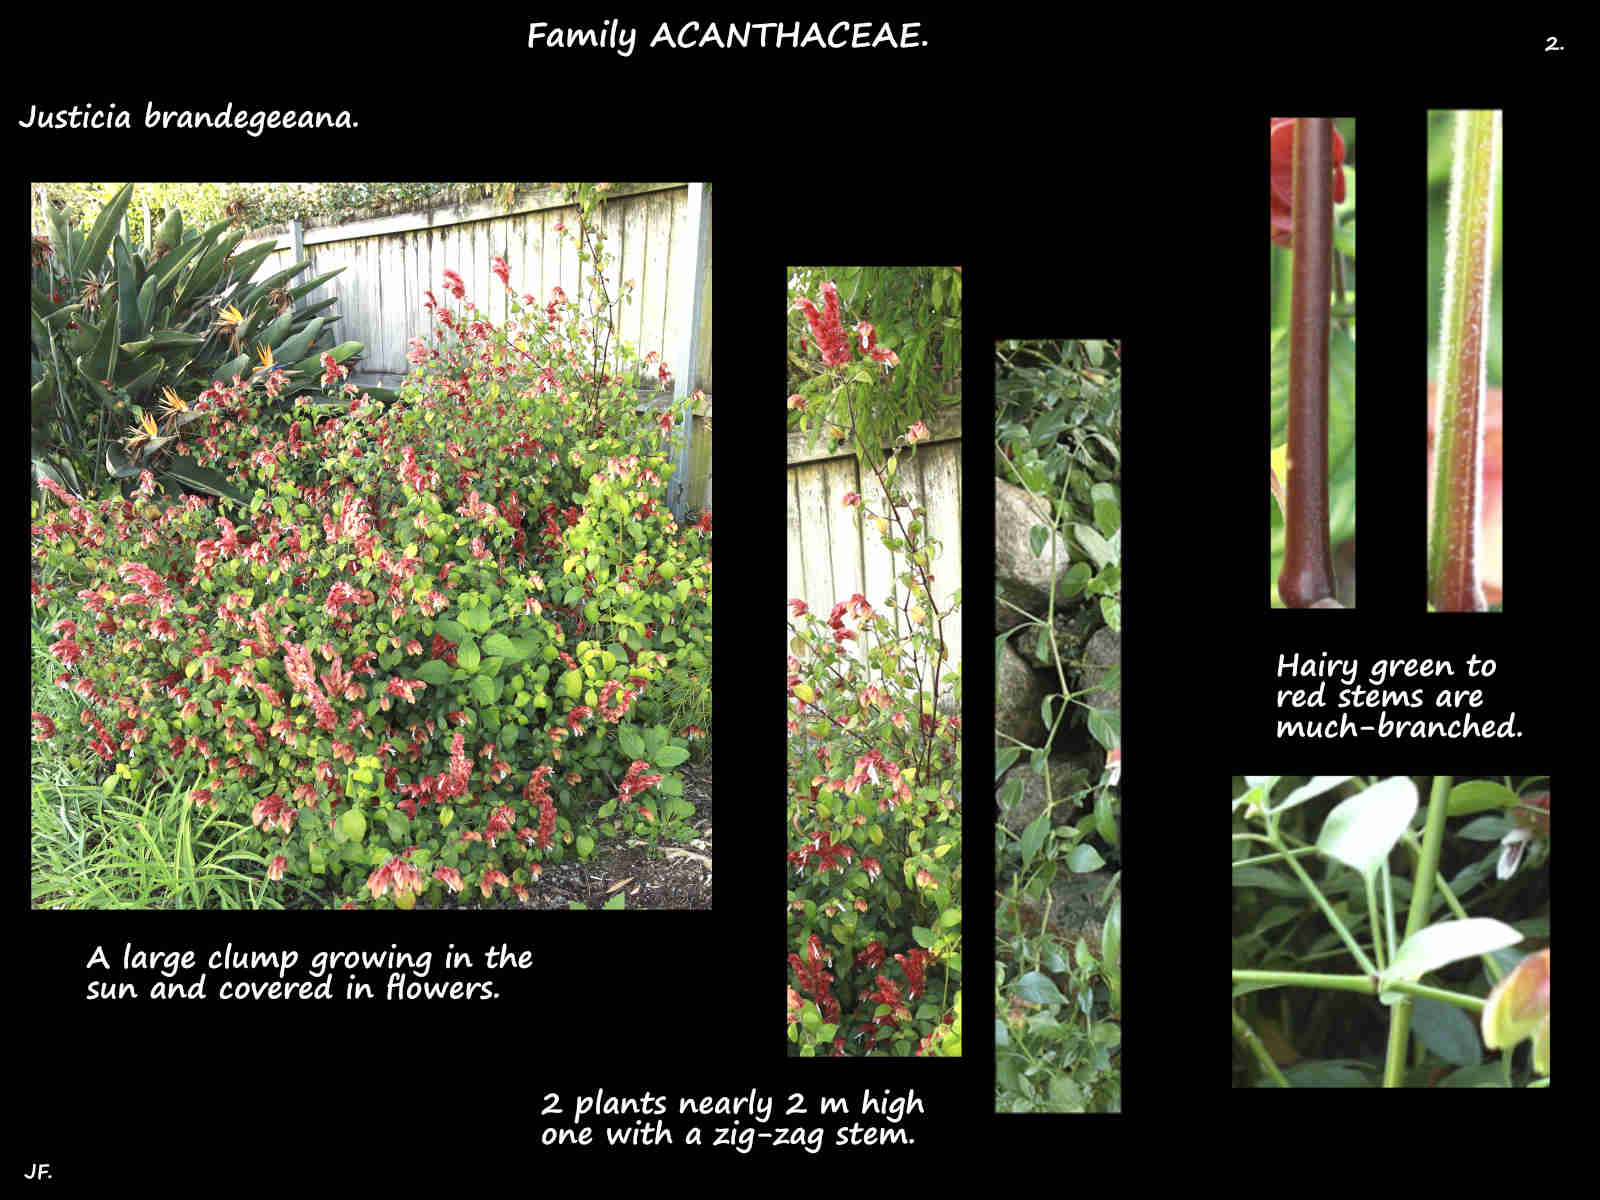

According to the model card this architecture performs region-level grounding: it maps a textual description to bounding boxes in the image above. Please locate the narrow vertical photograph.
[786,267,963,1057]
[994,340,1121,1111]
[1427,110,1502,611]
[1270,117,1356,608]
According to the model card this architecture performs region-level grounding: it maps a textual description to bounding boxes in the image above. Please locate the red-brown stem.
[1277,118,1339,609]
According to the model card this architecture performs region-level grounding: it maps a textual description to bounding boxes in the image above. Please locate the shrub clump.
[32,242,711,908]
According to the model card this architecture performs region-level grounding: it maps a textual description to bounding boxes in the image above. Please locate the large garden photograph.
[30,181,714,910]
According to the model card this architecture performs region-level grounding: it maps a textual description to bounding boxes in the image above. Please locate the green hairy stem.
[1428,111,1500,612]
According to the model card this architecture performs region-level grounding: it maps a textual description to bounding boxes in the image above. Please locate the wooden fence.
[235,182,712,517]
[786,400,963,681]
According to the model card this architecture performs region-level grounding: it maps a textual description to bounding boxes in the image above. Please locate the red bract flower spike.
[1270,117,1346,248]
[793,281,854,367]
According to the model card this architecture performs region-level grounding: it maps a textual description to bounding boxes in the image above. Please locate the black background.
[17,16,1578,1182]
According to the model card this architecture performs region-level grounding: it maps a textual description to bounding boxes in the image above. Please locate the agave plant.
[31,182,367,506]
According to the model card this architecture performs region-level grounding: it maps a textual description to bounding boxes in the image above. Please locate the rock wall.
[994,476,1120,822]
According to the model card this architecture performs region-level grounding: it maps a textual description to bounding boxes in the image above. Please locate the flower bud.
[1270,117,1347,248]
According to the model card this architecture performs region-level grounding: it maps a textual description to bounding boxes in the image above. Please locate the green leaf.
[1095,789,1118,846]
[339,809,367,842]
[1317,776,1418,881]
[470,675,496,706]
[1102,894,1122,968]
[1087,707,1119,751]
[1015,970,1066,1006]
[1053,562,1091,604]
[457,638,481,672]
[415,660,452,687]
[1446,780,1518,817]
[1272,776,1354,816]
[77,182,136,279]
[618,725,645,760]
[1071,523,1117,570]
[998,777,1022,813]
[563,669,582,700]
[1093,498,1121,539]
[1021,811,1049,866]
[483,632,525,661]
[652,745,690,768]
[1066,844,1105,872]
[1382,918,1523,993]
[1028,525,1049,559]
[1409,996,1482,1068]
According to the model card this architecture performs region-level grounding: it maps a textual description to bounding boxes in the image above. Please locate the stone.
[995,639,1050,749]
[995,477,1074,634]
[997,869,1120,953]
[1078,626,1121,716]
[996,754,1096,838]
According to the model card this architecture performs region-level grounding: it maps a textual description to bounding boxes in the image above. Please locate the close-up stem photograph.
[1269,117,1355,608]
[1427,110,1503,611]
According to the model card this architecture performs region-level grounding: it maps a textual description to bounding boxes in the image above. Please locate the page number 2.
[1545,35,1564,51]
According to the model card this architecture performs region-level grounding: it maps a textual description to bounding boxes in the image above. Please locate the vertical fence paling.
[785,404,963,684]
[668,182,711,519]
[233,184,707,384]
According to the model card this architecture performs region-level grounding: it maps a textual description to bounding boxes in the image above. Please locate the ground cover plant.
[785,274,962,1057]
[993,339,1122,1111]
[32,183,712,910]
[1232,776,1549,1087]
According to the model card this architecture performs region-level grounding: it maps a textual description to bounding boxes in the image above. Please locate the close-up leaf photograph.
[1233,776,1548,1087]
